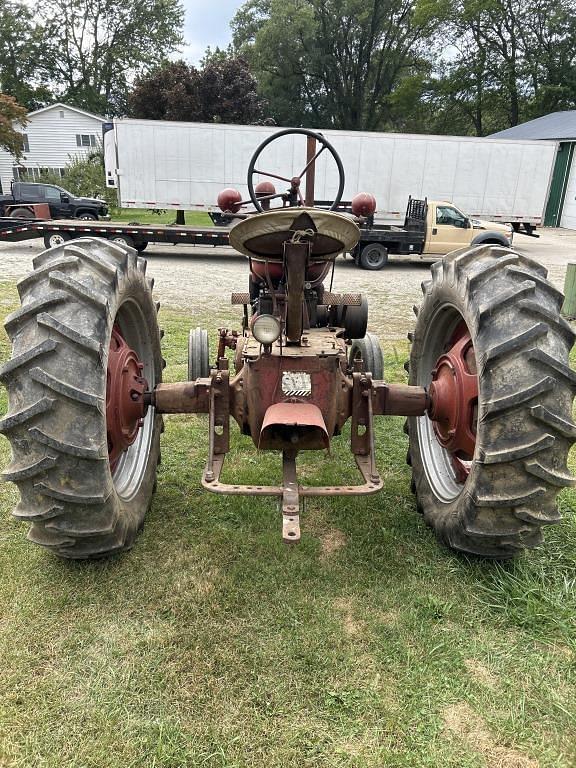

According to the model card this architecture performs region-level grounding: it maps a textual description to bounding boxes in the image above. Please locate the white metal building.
[0,102,105,194]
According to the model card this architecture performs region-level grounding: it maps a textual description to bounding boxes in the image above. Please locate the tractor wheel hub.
[106,324,148,467]
[428,325,477,465]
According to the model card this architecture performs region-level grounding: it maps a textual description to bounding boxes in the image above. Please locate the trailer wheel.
[44,232,71,249]
[10,207,35,220]
[136,241,148,253]
[109,234,134,249]
[407,245,576,558]
[349,332,383,378]
[360,243,388,270]
[188,328,210,380]
[0,238,163,559]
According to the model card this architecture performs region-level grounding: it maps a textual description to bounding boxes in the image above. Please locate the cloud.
[181,0,245,64]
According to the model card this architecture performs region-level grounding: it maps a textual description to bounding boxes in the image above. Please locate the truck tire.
[407,244,575,558]
[78,212,97,221]
[349,331,383,378]
[44,232,71,249]
[0,238,163,558]
[360,243,388,270]
[10,207,35,220]
[188,328,210,380]
[109,234,134,249]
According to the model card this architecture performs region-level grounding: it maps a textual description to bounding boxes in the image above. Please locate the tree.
[198,49,267,123]
[232,0,444,130]
[0,94,28,158]
[428,0,576,136]
[38,0,185,115]
[128,52,266,124]
[0,1,53,110]
[128,61,201,120]
[520,0,576,116]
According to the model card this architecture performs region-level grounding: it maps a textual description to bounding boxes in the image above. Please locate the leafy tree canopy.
[0,0,185,115]
[0,93,28,158]
[232,0,445,131]
[128,52,267,124]
[232,0,576,135]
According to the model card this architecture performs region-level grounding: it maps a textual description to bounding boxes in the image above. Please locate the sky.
[181,0,246,63]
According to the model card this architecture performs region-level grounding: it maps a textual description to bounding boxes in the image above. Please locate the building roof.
[27,102,105,122]
[489,111,576,140]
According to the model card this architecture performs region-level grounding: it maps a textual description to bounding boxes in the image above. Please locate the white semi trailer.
[103,119,557,230]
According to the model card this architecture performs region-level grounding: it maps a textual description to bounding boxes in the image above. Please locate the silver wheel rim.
[415,303,470,503]
[49,234,66,247]
[111,298,156,500]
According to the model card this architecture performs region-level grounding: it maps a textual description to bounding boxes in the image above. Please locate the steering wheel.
[247,128,345,212]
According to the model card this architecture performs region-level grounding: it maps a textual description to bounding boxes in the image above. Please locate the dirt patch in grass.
[443,702,539,768]
[333,597,366,637]
[319,528,347,560]
[463,658,499,690]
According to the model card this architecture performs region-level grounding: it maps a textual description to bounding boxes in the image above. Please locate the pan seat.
[230,208,360,286]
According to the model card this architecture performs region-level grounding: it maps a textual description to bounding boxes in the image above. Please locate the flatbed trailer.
[0,202,437,271]
[0,217,231,252]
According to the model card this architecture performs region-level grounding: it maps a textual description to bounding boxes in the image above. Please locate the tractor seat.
[229,209,360,262]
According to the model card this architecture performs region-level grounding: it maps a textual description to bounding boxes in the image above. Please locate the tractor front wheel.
[408,245,576,558]
[349,332,383,378]
[0,238,163,558]
[188,328,210,380]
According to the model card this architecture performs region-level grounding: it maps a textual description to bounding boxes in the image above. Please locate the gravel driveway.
[1,228,574,340]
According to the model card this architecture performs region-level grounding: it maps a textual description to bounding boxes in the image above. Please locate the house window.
[59,110,65,118]
[20,134,29,152]
[13,166,65,182]
[76,134,97,147]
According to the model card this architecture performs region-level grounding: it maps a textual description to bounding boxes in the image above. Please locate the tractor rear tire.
[0,238,163,558]
[349,332,383,378]
[188,328,210,380]
[407,244,576,558]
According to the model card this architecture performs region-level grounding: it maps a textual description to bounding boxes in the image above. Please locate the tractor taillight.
[252,314,281,345]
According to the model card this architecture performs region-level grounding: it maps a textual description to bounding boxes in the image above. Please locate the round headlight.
[252,314,281,345]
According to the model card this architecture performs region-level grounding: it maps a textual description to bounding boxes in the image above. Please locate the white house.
[0,102,105,194]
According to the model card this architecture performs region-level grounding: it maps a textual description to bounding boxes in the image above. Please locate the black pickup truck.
[0,182,109,221]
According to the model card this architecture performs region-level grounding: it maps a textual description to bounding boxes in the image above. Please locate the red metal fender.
[259,402,329,451]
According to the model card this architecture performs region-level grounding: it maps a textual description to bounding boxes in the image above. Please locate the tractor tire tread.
[0,238,162,559]
[407,244,575,558]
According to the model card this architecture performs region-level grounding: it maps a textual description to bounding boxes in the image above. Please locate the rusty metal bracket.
[282,452,300,543]
[201,451,382,498]
[201,442,382,543]
[204,368,230,483]
[351,371,371,456]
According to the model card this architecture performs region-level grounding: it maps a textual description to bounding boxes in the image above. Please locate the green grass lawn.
[111,208,213,227]
[0,281,575,767]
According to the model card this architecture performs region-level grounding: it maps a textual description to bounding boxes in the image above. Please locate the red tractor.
[1,129,574,559]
